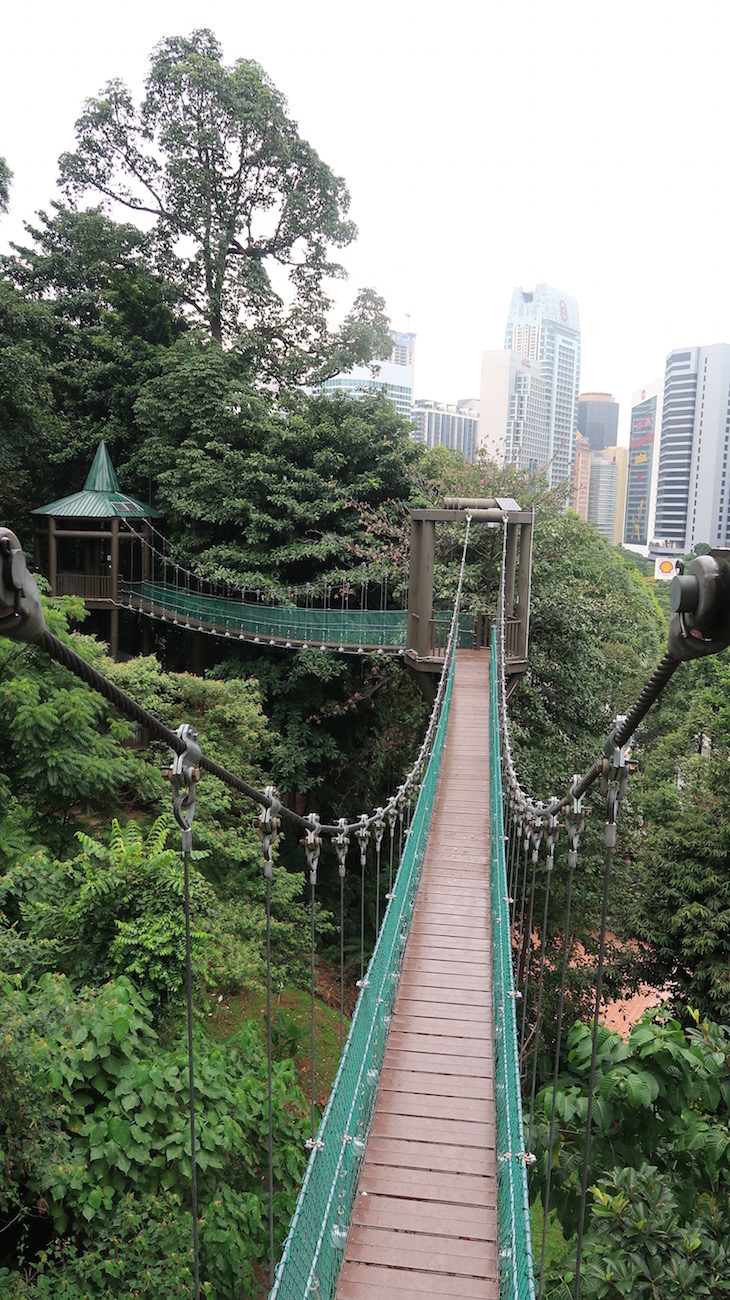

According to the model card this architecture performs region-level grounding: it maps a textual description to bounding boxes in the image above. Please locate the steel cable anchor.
[257,785,281,880]
[165,723,202,851]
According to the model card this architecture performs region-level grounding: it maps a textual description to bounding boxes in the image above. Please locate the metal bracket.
[304,813,322,887]
[167,723,202,852]
[356,814,370,866]
[257,785,281,880]
[0,529,46,644]
[334,817,350,879]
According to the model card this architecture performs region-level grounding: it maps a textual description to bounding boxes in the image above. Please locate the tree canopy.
[0,156,11,213]
[58,30,391,383]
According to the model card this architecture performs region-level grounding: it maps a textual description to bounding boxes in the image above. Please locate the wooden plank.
[386,1032,493,1058]
[356,1165,496,1207]
[395,985,492,1007]
[345,1227,497,1276]
[337,1262,496,1298]
[384,1048,493,1076]
[377,1090,488,1123]
[370,1112,494,1147]
[378,1067,493,1100]
[351,1192,496,1239]
[364,1136,493,1176]
[399,959,490,980]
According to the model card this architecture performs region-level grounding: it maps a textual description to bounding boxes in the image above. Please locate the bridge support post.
[110,517,120,661]
[515,513,534,662]
[406,517,435,659]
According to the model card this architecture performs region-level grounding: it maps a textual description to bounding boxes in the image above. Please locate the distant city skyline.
[2,2,730,449]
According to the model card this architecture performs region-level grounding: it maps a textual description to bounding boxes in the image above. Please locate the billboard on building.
[624,396,656,546]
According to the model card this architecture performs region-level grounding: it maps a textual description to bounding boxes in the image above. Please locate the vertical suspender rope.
[526,810,557,1149]
[182,843,200,1300]
[573,787,618,1300]
[356,817,370,984]
[518,823,541,1060]
[305,815,322,1144]
[373,810,385,935]
[539,789,583,1300]
[257,787,280,1289]
[335,820,349,1056]
[168,725,203,1300]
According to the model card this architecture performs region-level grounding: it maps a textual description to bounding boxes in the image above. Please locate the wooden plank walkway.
[336,650,498,1300]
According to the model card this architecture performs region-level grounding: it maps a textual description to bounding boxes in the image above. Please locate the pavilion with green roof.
[32,442,160,659]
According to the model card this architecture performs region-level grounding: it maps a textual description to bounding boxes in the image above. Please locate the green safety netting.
[490,628,537,1299]
[120,580,476,651]
[268,654,455,1299]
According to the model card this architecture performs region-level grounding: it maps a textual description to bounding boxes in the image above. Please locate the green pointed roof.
[84,441,120,493]
[32,441,160,519]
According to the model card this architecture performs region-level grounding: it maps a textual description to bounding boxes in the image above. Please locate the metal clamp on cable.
[304,813,322,887]
[166,723,202,853]
[565,778,586,871]
[544,803,560,870]
[0,529,46,644]
[668,550,730,661]
[602,714,636,799]
[334,818,350,879]
[257,786,281,880]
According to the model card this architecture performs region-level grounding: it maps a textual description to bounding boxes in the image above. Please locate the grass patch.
[530,1194,573,1279]
[207,984,349,1107]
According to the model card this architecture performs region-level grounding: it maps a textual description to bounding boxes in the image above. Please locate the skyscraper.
[477,351,546,467]
[319,329,416,418]
[504,284,581,485]
[652,344,730,553]
[577,393,619,450]
[624,379,663,553]
[587,446,628,545]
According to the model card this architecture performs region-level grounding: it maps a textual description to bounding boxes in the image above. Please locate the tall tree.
[4,204,186,481]
[0,156,11,213]
[59,30,391,383]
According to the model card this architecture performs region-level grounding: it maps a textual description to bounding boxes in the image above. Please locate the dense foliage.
[533,1010,730,1298]
[3,23,730,1299]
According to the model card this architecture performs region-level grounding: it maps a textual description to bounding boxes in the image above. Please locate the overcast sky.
[2,0,729,443]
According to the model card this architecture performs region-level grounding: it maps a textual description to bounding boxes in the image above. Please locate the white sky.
[2,0,729,443]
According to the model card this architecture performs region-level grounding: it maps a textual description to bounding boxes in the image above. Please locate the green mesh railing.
[119,580,475,652]
[490,627,536,1299]
[268,654,455,1299]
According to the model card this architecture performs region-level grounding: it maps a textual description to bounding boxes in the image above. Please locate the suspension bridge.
[2,508,729,1300]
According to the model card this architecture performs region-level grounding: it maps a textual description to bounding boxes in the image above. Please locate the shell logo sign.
[655,558,677,580]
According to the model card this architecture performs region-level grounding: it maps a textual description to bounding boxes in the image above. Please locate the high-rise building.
[587,446,628,545]
[652,344,730,553]
[319,328,416,418]
[571,432,591,521]
[504,284,581,485]
[477,351,546,468]
[411,399,479,462]
[623,379,664,554]
[577,393,619,450]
